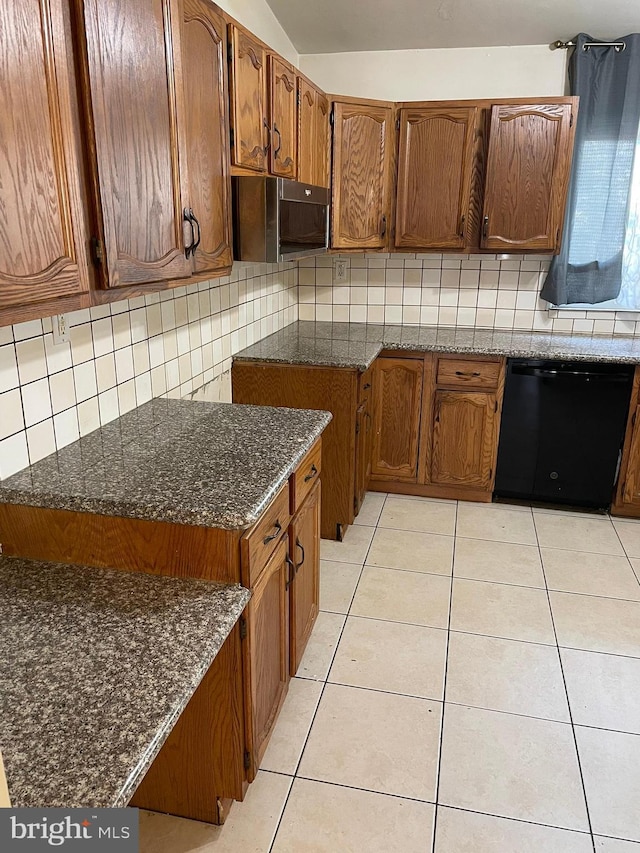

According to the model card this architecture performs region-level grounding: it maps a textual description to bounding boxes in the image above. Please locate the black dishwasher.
[494,359,634,508]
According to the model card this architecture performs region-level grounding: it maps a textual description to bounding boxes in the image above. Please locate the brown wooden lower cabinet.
[612,367,640,517]
[289,481,320,676]
[370,351,505,502]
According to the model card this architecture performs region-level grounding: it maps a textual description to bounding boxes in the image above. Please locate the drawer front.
[436,357,500,389]
[291,439,322,513]
[244,483,290,584]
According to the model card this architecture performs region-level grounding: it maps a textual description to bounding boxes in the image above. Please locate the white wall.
[216,0,299,65]
[299,44,568,101]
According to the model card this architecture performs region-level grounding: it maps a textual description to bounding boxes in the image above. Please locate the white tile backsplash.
[298,254,640,337]
[0,262,298,480]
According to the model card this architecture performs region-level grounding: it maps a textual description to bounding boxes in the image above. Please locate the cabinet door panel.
[245,536,289,777]
[182,0,232,274]
[289,482,320,676]
[0,0,90,309]
[482,103,574,252]
[431,390,497,489]
[270,56,296,179]
[83,0,191,288]
[620,405,640,508]
[395,107,477,249]
[297,78,316,185]
[228,25,266,173]
[314,92,331,188]
[331,102,393,249]
[372,358,423,481]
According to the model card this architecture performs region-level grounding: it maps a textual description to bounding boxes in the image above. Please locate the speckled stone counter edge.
[232,321,640,371]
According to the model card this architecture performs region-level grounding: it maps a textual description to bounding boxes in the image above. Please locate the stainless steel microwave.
[232,176,330,263]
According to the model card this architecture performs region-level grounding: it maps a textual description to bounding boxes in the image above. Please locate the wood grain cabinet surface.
[331,100,395,250]
[289,481,320,676]
[269,56,297,179]
[0,0,91,315]
[228,24,268,173]
[395,106,478,250]
[481,102,576,252]
[612,368,640,518]
[297,77,331,188]
[371,357,423,482]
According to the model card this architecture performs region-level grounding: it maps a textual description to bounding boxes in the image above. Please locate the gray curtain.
[541,32,640,306]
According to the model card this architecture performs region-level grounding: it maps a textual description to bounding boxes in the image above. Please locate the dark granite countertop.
[233,321,640,370]
[0,555,250,808]
[0,398,331,529]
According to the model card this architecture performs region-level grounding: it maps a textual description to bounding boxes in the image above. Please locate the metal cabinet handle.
[263,520,282,544]
[482,215,489,241]
[189,208,201,254]
[455,370,481,377]
[304,464,318,483]
[295,537,305,570]
[380,214,387,238]
[263,117,271,155]
[285,553,295,589]
[363,382,371,390]
[273,123,282,158]
[183,208,195,258]
[459,214,466,238]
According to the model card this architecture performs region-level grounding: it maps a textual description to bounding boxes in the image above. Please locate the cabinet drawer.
[243,483,290,584]
[436,358,500,389]
[291,439,322,513]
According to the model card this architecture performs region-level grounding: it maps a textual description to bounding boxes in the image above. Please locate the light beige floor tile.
[299,683,441,800]
[296,611,346,681]
[261,678,324,775]
[454,537,544,587]
[378,496,456,535]
[320,524,375,564]
[450,578,555,644]
[353,491,386,526]
[595,837,640,851]
[438,704,589,831]
[366,526,454,574]
[319,560,361,614]
[456,503,537,545]
[542,549,640,600]
[391,493,456,504]
[576,725,640,841]
[272,778,435,853]
[351,566,451,628]
[551,591,640,656]
[562,648,640,734]
[434,805,593,853]
[139,770,291,853]
[613,521,640,558]
[446,632,569,721]
[534,512,624,555]
[329,615,447,699]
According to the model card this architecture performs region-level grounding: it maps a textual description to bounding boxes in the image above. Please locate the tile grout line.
[266,493,388,852]
[430,498,458,853]
[531,510,597,853]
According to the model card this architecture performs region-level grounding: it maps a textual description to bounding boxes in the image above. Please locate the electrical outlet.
[333,259,349,284]
[52,313,70,345]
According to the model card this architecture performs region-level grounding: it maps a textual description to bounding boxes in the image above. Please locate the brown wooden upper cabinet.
[269,56,297,179]
[181,0,233,275]
[297,78,331,188]
[0,0,91,314]
[481,102,576,252]
[228,24,268,173]
[395,106,478,250]
[331,100,395,250]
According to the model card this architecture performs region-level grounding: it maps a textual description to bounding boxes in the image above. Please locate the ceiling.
[264,0,640,53]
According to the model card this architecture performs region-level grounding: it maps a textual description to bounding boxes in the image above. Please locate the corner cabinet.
[395,106,478,250]
[481,102,576,252]
[370,352,505,501]
[0,0,91,314]
[298,77,331,188]
[331,100,395,250]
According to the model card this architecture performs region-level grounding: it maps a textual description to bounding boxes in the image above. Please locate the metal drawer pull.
[263,520,282,544]
[363,383,371,390]
[455,370,481,377]
[285,553,295,589]
[296,537,305,570]
[304,464,318,482]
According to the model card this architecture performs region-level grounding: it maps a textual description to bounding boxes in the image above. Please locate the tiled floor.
[140,494,640,852]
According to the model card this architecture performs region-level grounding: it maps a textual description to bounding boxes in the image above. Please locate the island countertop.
[0,398,331,529]
[0,555,250,809]
[232,321,640,371]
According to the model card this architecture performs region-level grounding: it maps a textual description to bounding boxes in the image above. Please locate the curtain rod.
[552,39,626,51]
